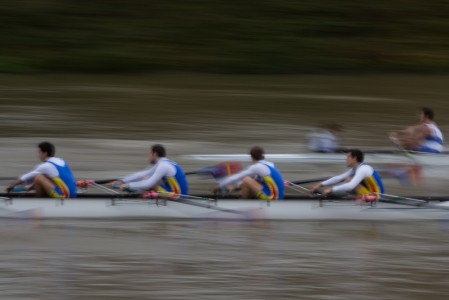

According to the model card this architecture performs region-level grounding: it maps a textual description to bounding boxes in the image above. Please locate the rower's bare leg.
[353,185,377,201]
[33,174,57,197]
[240,177,263,199]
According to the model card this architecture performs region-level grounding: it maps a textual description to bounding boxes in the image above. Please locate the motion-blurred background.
[0,1,448,299]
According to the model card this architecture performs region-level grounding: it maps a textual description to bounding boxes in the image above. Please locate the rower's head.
[250,146,265,162]
[420,107,434,121]
[346,149,364,167]
[149,144,166,164]
[38,141,55,161]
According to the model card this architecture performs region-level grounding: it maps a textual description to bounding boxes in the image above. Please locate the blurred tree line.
[0,0,448,73]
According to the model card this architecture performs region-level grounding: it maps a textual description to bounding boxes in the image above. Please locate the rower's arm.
[6,178,23,192]
[122,166,156,183]
[20,162,58,183]
[414,124,432,140]
[219,164,261,189]
[321,169,352,187]
[127,163,173,191]
[332,165,373,193]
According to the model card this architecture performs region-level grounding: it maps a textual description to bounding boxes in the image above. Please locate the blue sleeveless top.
[259,162,285,200]
[48,159,77,198]
[160,160,189,196]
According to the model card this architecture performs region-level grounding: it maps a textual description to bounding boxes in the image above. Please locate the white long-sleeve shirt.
[122,158,176,191]
[219,161,274,188]
[321,164,374,193]
[20,157,67,183]
[308,130,340,153]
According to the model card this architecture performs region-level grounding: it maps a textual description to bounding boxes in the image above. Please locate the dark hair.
[421,107,434,120]
[38,141,55,157]
[348,149,364,163]
[151,144,166,157]
[250,146,265,160]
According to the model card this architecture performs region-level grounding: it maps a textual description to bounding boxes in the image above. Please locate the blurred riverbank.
[1,74,448,140]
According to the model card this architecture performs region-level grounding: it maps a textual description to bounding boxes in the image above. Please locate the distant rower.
[309,149,384,200]
[6,141,77,198]
[308,123,344,153]
[390,107,444,153]
[113,144,188,198]
[214,146,285,200]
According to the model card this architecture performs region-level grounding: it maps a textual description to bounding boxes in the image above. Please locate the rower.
[308,123,344,153]
[113,144,188,198]
[309,149,384,201]
[213,146,285,200]
[389,107,444,153]
[6,141,77,198]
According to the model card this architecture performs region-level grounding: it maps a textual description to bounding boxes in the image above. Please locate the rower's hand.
[309,183,322,195]
[109,180,124,187]
[5,184,15,193]
[5,179,19,193]
[213,186,221,195]
[120,184,131,192]
[323,187,333,197]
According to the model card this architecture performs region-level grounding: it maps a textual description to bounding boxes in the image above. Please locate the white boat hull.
[1,197,448,221]
[184,152,449,180]
[184,152,449,166]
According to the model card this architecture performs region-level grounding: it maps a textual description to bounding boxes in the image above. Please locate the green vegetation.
[1,0,448,73]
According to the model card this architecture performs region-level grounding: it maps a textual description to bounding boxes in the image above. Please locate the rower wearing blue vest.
[6,141,77,198]
[115,144,188,199]
[214,146,285,200]
[389,107,444,153]
[309,149,384,201]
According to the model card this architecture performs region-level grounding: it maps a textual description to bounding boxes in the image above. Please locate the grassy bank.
[1,0,448,73]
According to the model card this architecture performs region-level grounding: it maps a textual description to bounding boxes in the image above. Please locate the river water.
[0,75,448,299]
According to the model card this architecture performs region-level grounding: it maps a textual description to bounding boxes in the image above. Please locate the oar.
[77,180,250,216]
[93,179,118,184]
[376,193,449,211]
[75,179,116,188]
[284,180,316,195]
[376,192,428,206]
[92,182,121,195]
[77,162,243,187]
[142,191,253,217]
[289,177,330,185]
[284,181,326,204]
[389,136,424,166]
[0,177,17,181]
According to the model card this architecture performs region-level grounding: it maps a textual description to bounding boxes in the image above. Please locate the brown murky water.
[0,75,449,299]
[1,220,449,300]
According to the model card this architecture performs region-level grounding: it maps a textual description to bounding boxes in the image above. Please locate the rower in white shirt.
[309,149,384,200]
[214,146,285,200]
[111,144,189,199]
[6,141,77,198]
[308,123,344,153]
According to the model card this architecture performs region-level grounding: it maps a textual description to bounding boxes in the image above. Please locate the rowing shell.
[183,152,449,166]
[0,197,448,221]
[184,152,449,180]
